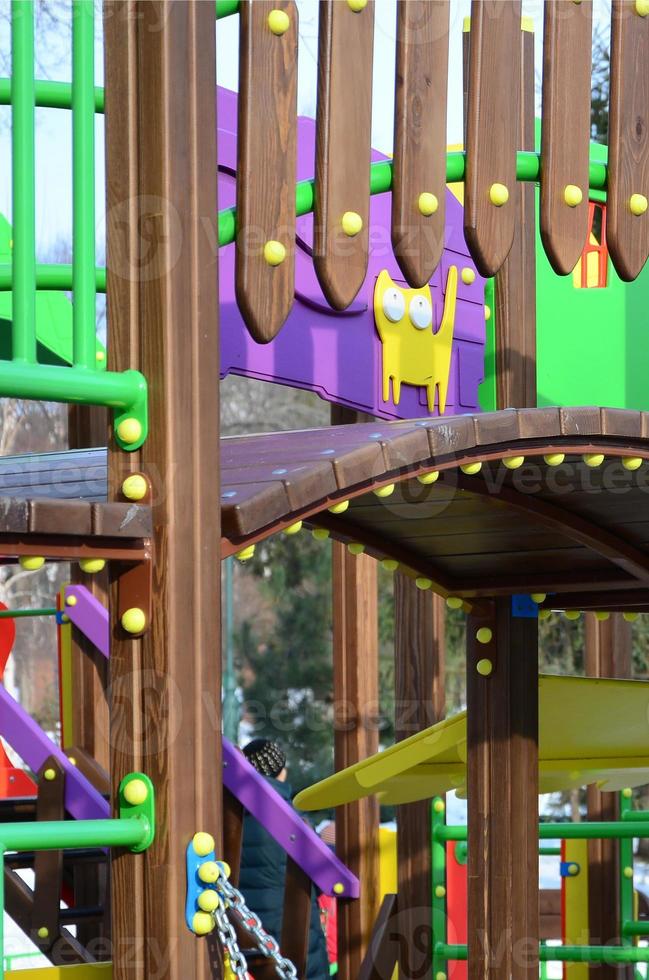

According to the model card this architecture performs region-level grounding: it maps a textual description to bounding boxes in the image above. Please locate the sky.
[0,0,612,256]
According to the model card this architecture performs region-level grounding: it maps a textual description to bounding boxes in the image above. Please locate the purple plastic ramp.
[223,738,359,899]
[0,685,108,820]
[64,584,110,658]
[218,86,487,421]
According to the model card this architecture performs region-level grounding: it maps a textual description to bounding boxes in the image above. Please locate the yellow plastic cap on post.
[489,183,509,207]
[446,596,463,610]
[418,192,439,216]
[123,778,148,806]
[348,542,365,556]
[122,473,148,501]
[312,528,330,541]
[544,453,565,466]
[79,558,106,574]
[583,453,604,467]
[347,0,368,11]
[476,627,493,645]
[433,799,445,814]
[373,483,395,498]
[65,594,78,607]
[236,545,256,562]
[342,211,363,237]
[121,607,146,634]
[267,9,290,34]
[381,559,399,572]
[263,240,286,266]
[284,521,303,535]
[44,768,56,781]
[622,457,643,471]
[531,593,547,604]
[417,471,439,485]
[636,0,649,15]
[564,610,581,621]
[476,658,493,676]
[333,882,345,895]
[192,911,215,936]
[415,577,433,591]
[116,418,143,445]
[460,461,482,475]
[198,861,220,884]
[564,184,583,208]
[19,556,45,571]
[629,193,648,215]
[328,500,350,515]
[37,927,49,940]
[503,456,525,469]
[198,889,220,913]
[461,267,476,285]
[193,832,215,856]
[595,611,611,621]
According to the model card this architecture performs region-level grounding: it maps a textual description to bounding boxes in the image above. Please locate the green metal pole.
[72,0,96,369]
[434,821,649,842]
[431,798,447,980]
[215,0,240,16]
[0,78,104,112]
[0,264,106,293]
[436,943,649,964]
[620,790,635,954]
[11,0,37,365]
[0,607,57,619]
[0,816,150,852]
[1,847,5,980]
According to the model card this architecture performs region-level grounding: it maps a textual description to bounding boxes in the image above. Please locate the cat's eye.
[382,288,406,323]
[409,295,433,330]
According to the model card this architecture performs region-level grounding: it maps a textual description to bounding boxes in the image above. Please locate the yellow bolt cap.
[374,483,395,498]
[503,455,525,469]
[193,832,215,857]
[476,627,492,645]
[476,658,493,676]
[583,453,604,467]
[348,542,365,555]
[96,350,106,363]
[198,889,220,913]
[116,417,143,445]
[263,240,286,266]
[564,184,583,208]
[68,757,77,766]
[236,545,255,562]
[446,596,463,610]
[544,453,565,466]
[347,0,368,11]
[123,778,148,806]
[484,304,491,321]
[65,595,78,607]
[568,863,579,876]
[624,866,634,879]
[630,193,648,215]
[622,456,643,470]
[623,611,639,622]
[433,799,445,813]
[19,556,45,571]
[198,861,220,884]
[489,183,509,207]
[284,521,303,535]
[122,474,148,501]
[436,973,447,980]
[37,926,49,939]
[79,558,106,574]
[329,500,350,515]
[381,559,399,572]
[564,610,580,620]
[434,885,446,898]
[461,267,476,285]
[267,8,290,34]
[121,607,146,634]
[623,787,633,798]
[595,611,610,621]
[636,0,649,13]
[460,461,482,475]
[192,911,215,936]
[312,528,330,541]
[44,768,56,781]
[539,609,552,620]
[333,882,345,895]
[342,211,363,237]
[418,192,439,216]
[415,577,433,591]
[531,593,547,604]
[417,471,439,485]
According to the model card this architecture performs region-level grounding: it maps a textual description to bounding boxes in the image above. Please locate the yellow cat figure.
[373,265,458,414]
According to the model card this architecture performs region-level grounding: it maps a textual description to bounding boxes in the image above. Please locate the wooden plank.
[540,0,593,275]
[104,3,221,978]
[464,1,521,277]
[29,500,92,536]
[358,894,399,980]
[394,575,445,980]
[32,757,65,955]
[236,0,298,342]
[392,0,449,287]
[585,612,633,980]
[279,857,311,978]
[91,502,152,539]
[494,21,536,408]
[333,543,381,980]
[607,0,649,281]
[466,599,538,980]
[314,0,374,310]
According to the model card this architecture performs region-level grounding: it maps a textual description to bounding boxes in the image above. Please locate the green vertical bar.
[620,790,635,952]
[72,0,96,369]
[1,847,5,980]
[432,797,448,979]
[11,0,37,365]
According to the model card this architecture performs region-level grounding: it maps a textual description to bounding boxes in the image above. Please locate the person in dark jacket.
[238,739,330,979]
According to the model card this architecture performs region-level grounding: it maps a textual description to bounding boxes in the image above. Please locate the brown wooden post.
[585,613,633,980]
[466,599,539,980]
[332,536,381,979]
[104,3,221,978]
[394,575,445,980]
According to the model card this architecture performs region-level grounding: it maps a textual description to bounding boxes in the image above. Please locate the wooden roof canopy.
[221,406,649,613]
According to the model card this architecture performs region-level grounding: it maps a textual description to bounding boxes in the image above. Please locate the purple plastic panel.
[218,87,486,420]
[64,584,110,659]
[0,685,108,820]
[223,737,359,899]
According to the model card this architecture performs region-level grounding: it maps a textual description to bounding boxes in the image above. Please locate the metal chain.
[211,867,299,980]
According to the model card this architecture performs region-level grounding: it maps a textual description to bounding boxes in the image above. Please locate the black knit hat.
[243,738,287,778]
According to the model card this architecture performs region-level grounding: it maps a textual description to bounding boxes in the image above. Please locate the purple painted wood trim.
[64,584,110,658]
[0,684,108,820]
[222,737,359,898]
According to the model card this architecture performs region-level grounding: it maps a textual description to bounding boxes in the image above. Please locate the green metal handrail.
[436,943,649,965]
[433,820,649,842]
[0,607,57,618]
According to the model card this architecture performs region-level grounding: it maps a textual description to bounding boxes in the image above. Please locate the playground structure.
[0,0,648,978]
